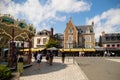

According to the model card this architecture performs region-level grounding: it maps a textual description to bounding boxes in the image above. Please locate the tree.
[45,38,59,48]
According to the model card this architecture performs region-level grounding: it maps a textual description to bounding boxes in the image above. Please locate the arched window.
[112,44,115,47]
[69,27,73,33]
[85,36,91,42]
[117,44,120,47]
[107,44,110,47]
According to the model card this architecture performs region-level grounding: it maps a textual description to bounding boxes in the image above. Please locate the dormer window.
[79,29,83,33]
[39,32,42,35]
[45,32,47,35]
[86,27,90,33]
[90,29,93,33]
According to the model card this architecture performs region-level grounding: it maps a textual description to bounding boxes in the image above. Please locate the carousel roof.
[0,14,36,47]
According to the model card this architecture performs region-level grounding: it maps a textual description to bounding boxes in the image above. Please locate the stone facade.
[64,18,95,49]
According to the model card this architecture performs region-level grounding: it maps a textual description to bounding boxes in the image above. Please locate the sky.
[0,0,120,41]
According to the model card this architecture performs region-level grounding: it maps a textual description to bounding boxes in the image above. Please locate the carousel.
[0,14,35,67]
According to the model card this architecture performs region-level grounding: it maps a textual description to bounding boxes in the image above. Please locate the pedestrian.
[17,53,24,75]
[34,51,37,61]
[46,51,50,63]
[49,51,53,65]
[61,50,65,64]
[36,51,42,70]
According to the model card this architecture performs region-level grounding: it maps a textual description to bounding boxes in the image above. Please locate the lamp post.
[72,43,75,64]
[69,42,74,64]
[68,43,70,62]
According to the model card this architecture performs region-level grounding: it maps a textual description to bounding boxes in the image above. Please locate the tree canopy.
[45,38,59,48]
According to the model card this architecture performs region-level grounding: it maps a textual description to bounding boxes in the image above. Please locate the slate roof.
[76,25,94,34]
[104,33,120,37]
[102,33,120,42]
[37,29,51,36]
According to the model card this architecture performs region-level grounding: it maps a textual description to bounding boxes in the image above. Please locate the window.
[106,37,110,41]
[79,37,82,42]
[46,32,48,35]
[85,45,91,48]
[69,43,73,48]
[117,44,120,47]
[90,29,93,33]
[39,32,42,35]
[111,36,116,41]
[117,36,120,40]
[107,44,110,47]
[86,27,90,33]
[112,44,115,47]
[43,38,47,44]
[85,36,91,42]
[69,27,73,33]
[37,38,40,44]
[21,43,24,47]
[17,43,19,47]
[68,35,73,43]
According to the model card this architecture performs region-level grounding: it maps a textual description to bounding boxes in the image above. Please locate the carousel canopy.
[0,14,36,48]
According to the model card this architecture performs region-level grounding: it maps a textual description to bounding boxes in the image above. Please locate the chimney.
[50,27,53,38]
[92,21,94,27]
[102,31,105,36]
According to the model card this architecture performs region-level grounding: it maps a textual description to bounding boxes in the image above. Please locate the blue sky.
[0,0,120,41]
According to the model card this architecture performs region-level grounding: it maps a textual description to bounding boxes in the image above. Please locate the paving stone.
[20,57,88,80]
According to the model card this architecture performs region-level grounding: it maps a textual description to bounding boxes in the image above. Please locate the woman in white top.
[36,52,42,70]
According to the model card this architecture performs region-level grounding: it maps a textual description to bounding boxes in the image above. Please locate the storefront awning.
[20,48,45,52]
[83,49,96,52]
[59,48,95,52]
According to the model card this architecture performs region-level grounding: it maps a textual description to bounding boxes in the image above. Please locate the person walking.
[61,50,65,64]
[34,51,37,61]
[46,51,50,63]
[36,51,42,70]
[17,53,24,75]
[49,51,53,65]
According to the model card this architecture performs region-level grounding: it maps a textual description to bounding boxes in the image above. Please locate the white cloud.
[0,0,91,32]
[86,8,120,41]
[51,0,91,13]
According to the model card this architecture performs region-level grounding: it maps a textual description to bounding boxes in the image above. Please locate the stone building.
[33,28,53,48]
[54,33,63,48]
[64,18,95,49]
[101,31,120,48]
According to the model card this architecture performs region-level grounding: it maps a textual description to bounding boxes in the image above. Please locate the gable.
[64,19,78,34]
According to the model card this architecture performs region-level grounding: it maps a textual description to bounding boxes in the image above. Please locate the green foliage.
[0,65,12,80]
[45,38,59,48]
